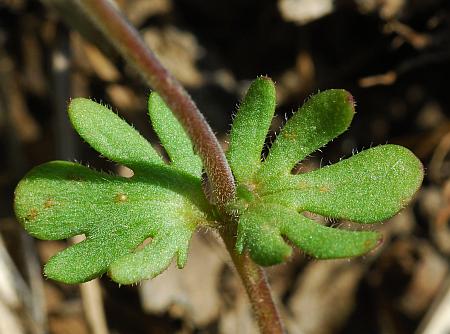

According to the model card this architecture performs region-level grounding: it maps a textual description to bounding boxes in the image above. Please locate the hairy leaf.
[227,77,276,183]
[148,92,202,177]
[230,83,423,267]
[109,227,192,284]
[69,98,163,171]
[15,98,210,284]
[237,204,382,266]
[261,145,424,223]
[258,89,354,180]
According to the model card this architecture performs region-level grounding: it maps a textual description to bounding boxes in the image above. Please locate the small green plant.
[14,77,423,286]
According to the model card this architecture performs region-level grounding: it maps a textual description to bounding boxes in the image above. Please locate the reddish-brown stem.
[220,227,285,334]
[79,0,235,210]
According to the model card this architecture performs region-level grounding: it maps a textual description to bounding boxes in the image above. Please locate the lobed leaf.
[236,204,381,266]
[257,90,354,180]
[229,82,423,266]
[261,145,424,223]
[227,77,276,183]
[14,160,208,284]
[69,98,163,172]
[109,227,193,284]
[148,92,202,177]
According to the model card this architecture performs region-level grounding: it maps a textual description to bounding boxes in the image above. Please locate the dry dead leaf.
[288,260,365,334]
[143,27,203,87]
[81,42,121,82]
[106,84,143,112]
[398,241,447,316]
[124,0,172,26]
[355,0,405,19]
[278,0,334,25]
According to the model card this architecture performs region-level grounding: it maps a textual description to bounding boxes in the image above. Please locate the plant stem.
[220,227,285,334]
[78,0,235,210]
[75,2,285,332]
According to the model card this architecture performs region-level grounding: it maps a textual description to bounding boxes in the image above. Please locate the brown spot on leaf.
[283,131,297,141]
[44,198,54,208]
[25,208,38,222]
[297,181,308,189]
[365,235,383,251]
[364,239,373,249]
[319,186,329,193]
[115,193,128,203]
[246,181,257,192]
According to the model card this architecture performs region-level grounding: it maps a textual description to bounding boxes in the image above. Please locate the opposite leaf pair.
[14,77,423,284]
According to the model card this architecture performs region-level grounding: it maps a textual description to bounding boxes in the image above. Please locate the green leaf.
[14,161,207,284]
[16,97,211,285]
[236,204,381,266]
[69,98,163,172]
[227,77,276,183]
[257,90,354,180]
[261,145,424,223]
[148,92,202,177]
[228,82,423,266]
[109,227,192,284]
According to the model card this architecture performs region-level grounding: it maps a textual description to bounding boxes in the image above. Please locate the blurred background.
[1,0,450,333]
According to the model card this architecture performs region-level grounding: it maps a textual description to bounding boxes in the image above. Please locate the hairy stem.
[74,2,284,331]
[220,227,285,334]
[78,0,235,209]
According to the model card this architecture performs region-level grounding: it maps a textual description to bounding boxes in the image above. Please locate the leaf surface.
[261,145,423,223]
[15,97,211,284]
[148,92,202,177]
[227,77,276,183]
[228,84,423,266]
[14,161,205,284]
[236,204,381,266]
[69,98,163,172]
[258,90,354,180]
